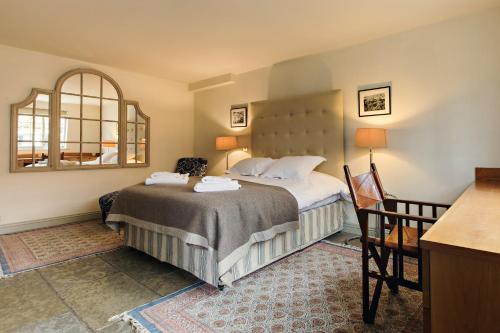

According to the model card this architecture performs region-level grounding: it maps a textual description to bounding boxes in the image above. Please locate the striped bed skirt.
[124,200,344,287]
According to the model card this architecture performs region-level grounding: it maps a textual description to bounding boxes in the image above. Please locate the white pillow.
[229,157,275,176]
[260,156,326,180]
[101,151,118,163]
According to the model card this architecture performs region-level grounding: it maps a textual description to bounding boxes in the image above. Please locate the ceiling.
[0,0,499,83]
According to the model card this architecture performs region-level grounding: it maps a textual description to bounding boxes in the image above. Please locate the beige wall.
[194,9,500,220]
[2,8,500,230]
[0,45,193,225]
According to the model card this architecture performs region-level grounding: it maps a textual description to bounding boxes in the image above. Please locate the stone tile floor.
[0,231,359,333]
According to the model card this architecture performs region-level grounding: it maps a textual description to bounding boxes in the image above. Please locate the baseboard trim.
[0,211,101,235]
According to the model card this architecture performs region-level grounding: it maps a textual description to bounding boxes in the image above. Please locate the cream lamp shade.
[215,136,237,151]
[355,128,387,148]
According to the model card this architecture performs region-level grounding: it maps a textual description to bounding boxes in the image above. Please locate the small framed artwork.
[358,86,391,117]
[230,106,248,128]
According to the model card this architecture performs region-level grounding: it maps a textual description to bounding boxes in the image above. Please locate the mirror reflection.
[127,144,136,163]
[102,99,118,121]
[58,72,120,167]
[82,97,100,119]
[125,103,148,165]
[82,73,101,97]
[137,144,146,163]
[16,94,51,169]
[61,74,80,94]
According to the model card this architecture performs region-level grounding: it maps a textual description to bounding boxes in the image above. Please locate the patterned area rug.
[121,242,422,332]
[0,220,123,277]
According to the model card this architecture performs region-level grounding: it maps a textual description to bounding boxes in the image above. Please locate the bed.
[107,90,346,287]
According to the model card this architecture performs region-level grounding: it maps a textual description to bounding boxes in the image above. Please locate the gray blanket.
[106,177,299,271]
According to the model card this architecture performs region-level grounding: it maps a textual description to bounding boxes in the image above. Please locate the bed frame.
[126,90,345,287]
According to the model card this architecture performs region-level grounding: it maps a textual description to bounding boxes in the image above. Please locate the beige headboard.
[250,90,344,179]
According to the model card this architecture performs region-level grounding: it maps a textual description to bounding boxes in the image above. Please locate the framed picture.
[358,86,391,117]
[230,106,247,128]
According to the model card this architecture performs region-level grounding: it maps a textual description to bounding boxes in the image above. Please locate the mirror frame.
[54,68,124,170]
[10,88,55,172]
[124,101,151,167]
[10,68,150,172]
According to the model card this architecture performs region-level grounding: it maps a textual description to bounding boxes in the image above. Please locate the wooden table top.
[421,178,500,260]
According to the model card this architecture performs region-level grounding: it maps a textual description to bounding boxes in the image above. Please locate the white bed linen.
[227,171,350,210]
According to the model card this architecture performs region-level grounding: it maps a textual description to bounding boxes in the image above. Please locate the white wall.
[194,8,500,227]
[0,45,194,225]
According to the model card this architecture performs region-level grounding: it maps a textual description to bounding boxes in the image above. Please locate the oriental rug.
[0,220,123,277]
[119,242,422,333]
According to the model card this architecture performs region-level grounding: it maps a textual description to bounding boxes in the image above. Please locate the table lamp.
[216,136,237,170]
[355,128,387,166]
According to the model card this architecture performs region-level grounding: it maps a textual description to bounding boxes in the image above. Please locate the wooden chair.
[343,163,451,324]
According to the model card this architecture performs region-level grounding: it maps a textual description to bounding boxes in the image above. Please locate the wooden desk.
[421,168,500,332]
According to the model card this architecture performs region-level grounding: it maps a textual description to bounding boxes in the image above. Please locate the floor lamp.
[215,136,238,171]
[345,128,387,245]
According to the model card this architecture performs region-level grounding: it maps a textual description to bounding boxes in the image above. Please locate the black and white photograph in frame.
[230,106,248,128]
[358,86,391,117]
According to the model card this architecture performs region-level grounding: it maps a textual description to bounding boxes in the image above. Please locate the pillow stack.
[228,157,275,176]
[260,156,326,180]
[230,156,326,180]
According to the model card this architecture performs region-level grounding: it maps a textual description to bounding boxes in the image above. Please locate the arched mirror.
[56,69,122,169]
[10,68,150,172]
[125,102,150,165]
[10,89,53,172]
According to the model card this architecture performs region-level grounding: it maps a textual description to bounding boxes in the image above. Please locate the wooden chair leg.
[363,244,393,323]
[367,277,384,323]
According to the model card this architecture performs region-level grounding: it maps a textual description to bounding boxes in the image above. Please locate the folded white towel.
[151,172,187,179]
[194,181,241,192]
[145,177,189,185]
[201,180,240,187]
[201,176,233,183]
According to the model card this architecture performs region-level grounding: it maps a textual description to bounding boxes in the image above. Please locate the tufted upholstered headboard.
[250,90,344,179]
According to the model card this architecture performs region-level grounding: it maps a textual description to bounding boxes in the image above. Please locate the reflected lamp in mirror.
[355,128,387,166]
[216,136,237,170]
